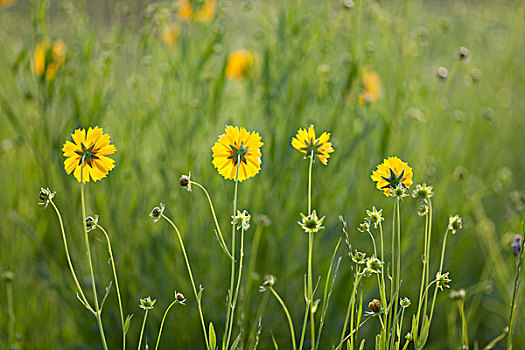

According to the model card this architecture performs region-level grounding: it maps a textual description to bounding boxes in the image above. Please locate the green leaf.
[359,339,366,350]
[197,285,204,302]
[124,314,133,334]
[209,322,216,350]
[230,334,241,350]
[271,332,279,349]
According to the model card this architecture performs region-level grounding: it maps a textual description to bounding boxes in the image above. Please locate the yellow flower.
[159,24,178,47]
[62,127,116,183]
[225,50,255,80]
[0,0,15,9]
[370,156,413,197]
[212,126,263,182]
[177,0,216,23]
[291,125,334,165]
[31,39,67,80]
[358,69,381,105]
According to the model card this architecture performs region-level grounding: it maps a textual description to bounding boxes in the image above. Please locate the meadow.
[1,0,524,349]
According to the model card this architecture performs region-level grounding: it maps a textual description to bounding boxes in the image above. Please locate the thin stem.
[155,300,179,350]
[6,277,15,347]
[98,224,126,350]
[398,308,406,350]
[191,180,233,259]
[137,310,148,350]
[458,300,469,349]
[424,201,433,316]
[81,182,109,350]
[269,287,297,350]
[414,204,430,338]
[227,226,246,346]
[224,158,240,350]
[337,316,372,349]
[394,197,402,337]
[428,229,450,325]
[379,223,387,320]
[50,200,94,314]
[298,299,310,350]
[339,272,361,346]
[506,234,524,350]
[161,214,210,350]
[307,151,315,350]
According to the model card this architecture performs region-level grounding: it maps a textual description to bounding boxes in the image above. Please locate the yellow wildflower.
[291,125,334,165]
[62,127,116,183]
[212,126,263,182]
[177,0,216,23]
[0,0,16,9]
[159,24,178,47]
[371,156,413,197]
[225,50,256,80]
[358,69,381,105]
[31,39,67,80]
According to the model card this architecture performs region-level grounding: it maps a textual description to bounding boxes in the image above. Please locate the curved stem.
[137,310,148,350]
[155,300,179,350]
[50,200,94,314]
[161,214,210,350]
[269,287,297,350]
[191,180,233,259]
[81,182,109,350]
[98,224,126,350]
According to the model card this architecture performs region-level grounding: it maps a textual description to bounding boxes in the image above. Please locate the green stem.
[339,272,361,346]
[155,300,179,350]
[161,214,210,350]
[307,151,316,350]
[506,234,524,350]
[298,300,310,350]
[224,159,240,350]
[308,150,314,214]
[269,287,297,350]
[137,310,148,350]
[6,277,15,347]
[227,225,245,347]
[428,229,450,326]
[458,300,469,349]
[414,203,430,339]
[191,180,233,259]
[81,182,109,350]
[424,202,433,316]
[98,224,126,350]
[50,200,94,314]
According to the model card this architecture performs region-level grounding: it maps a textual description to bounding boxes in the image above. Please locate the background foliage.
[1,0,524,348]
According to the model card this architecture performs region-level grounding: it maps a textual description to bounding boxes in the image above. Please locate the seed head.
[392,184,408,199]
[298,210,325,234]
[367,299,382,313]
[2,271,14,282]
[412,183,433,203]
[350,250,367,265]
[357,221,370,233]
[38,187,56,208]
[366,206,384,228]
[449,289,466,301]
[400,297,411,308]
[150,203,165,222]
[365,257,383,274]
[259,275,276,292]
[85,215,99,232]
[139,296,156,310]
[437,66,449,80]
[458,46,470,61]
[175,291,186,305]
[448,215,463,234]
[232,210,251,231]
[436,271,451,291]
[179,172,192,192]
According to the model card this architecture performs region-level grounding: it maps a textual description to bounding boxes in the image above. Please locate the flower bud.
[368,299,382,313]
[150,203,165,222]
[179,172,192,191]
[437,66,449,80]
[85,215,99,232]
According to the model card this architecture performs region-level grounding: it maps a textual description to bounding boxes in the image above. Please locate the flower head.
[370,156,413,197]
[400,297,411,308]
[175,291,186,305]
[358,69,381,105]
[448,215,462,234]
[225,50,256,80]
[178,0,216,23]
[435,271,451,291]
[291,125,334,165]
[365,299,382,315]
[150,203,165,222]
[350,250,367,265]
[511,235,522,257]
[357,221,370,233]
[211,126,263,182]
[232,210,251,231]
[365,257,383,274]
[139,296,156,310]
[38,187,56,208]
[85,215,99,232]
[62,127,116,183]
[179,172,192,192]
[159,24,177,47]
[31,39,67,80]
[259,275,276,292]
[366,206,384,228]
[412,183,434,203]
[298,210,325,234]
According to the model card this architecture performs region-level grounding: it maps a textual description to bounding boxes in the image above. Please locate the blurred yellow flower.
[177,0,216,23]
[358,69,381,105]
[225,50,256,80]
[371,156,413,197]
[212,126,263,182]
[0,0,16,8]
[31,40,67,80]
[159,24,178,47]
[62,127,116,183]
[291,125,334,165]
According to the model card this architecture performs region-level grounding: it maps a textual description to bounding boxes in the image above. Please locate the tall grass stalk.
[269,286,297,350]
[506,232,524,350]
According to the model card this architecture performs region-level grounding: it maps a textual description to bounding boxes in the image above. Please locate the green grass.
[1,0,524,348]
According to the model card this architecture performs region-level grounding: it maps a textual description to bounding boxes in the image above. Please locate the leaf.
[197,285,204,302]
[359,339,366,350]
[230,334,241,350]
[124,314,134,334]
[208,322,216,350]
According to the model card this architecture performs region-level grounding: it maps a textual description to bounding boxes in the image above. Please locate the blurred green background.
[1,0,524,348]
